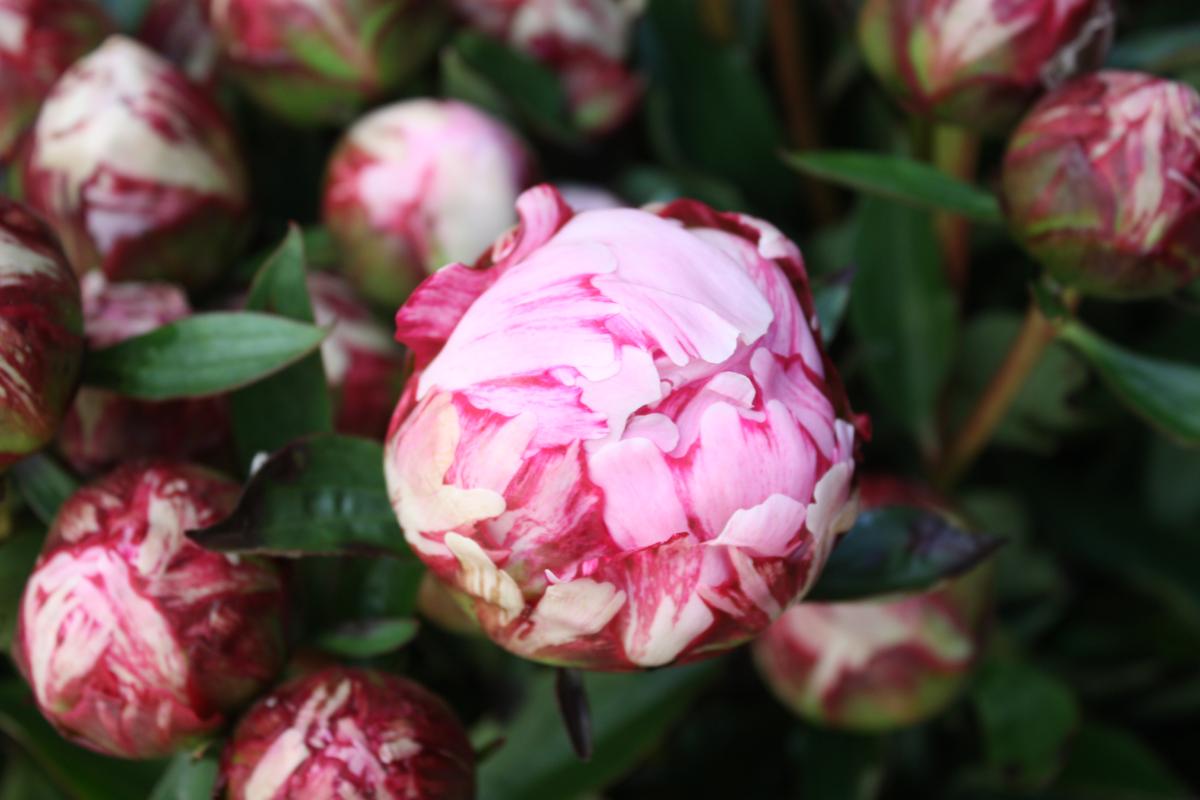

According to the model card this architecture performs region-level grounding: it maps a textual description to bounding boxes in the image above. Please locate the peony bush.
[0,1,1195,798]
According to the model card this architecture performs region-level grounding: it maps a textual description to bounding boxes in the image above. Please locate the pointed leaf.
[315,617,419,659]
[148,754,219,800]
[1061,321,1200,445]
[555,668,592,762]
[806,506,1003,602]
[784,151,1003,223]
[82,312,326,400]
[11,454,78,525]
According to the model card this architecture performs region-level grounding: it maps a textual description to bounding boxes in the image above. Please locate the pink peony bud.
[22,36,249,290]
[1002,71,1200,298]
[204,0,447,125]
[58,273,230,474]
[11,462,286,759]
[137,0,219,83]
[452,0,642,134]
[384,185,862,670]
[0,198,83,468]
[752,477,991,731]
[0,0,111,161]
[221,667,476,800]
[307,271,406,439]
[323,99,536,308]
[857,0,1114,133]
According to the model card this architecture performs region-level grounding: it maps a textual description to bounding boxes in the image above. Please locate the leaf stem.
[936,291,1078,488]
[768,0,839,224]
[932,125,981,295]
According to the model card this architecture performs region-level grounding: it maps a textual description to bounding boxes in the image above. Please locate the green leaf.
[1060,321,1200,446]
[1109,24,1200,73]
[0,748,69,800]
[81,312,326,401]
[947,313,1090,454]
[806,506,1002,602]
[849,197,957,451]
[442,32,580,145]
[0,681,164,800]
[189,434,409,558]
[784,151,1003,224]
[230,227,333,467]
[315,617,419,659]
[0,522,43,649]
[1055,723,1189,800]
[972,660,1080,786]
[479,663,718,800]
[148,754,219,800]
[812,269,854,346]
[10,454,78,525]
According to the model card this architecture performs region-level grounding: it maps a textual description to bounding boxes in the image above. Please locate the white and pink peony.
[384,185,863,670]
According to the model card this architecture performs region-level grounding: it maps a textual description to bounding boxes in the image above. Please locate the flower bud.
[0,0,111,160]
[857,0,1114,133]
[23,36,248,290]
[221,667,475,800]
[307,271,406,439]
[1002,71,1200,298]
[0,198,83,468]
[385,185,862,670]
[59,274,230,474]
[205,0,447,125]
[452,0,642,134]
[12,462,286,758]
[323,99,535,308]
[752,477,991,731]
[137,0,219,82]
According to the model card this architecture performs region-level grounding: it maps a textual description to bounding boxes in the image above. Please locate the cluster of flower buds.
[1002,71,1200,298]
[221,667,476,799]
[753,477,992,730]
[307,271,407,439]
[23,36,248,290]
[452,0,643,134]
[203,0,447,125]
[59,274,230,473]
[0,198,83,468]
[12,463,287,758]
[324,99,535,308]
[385,184,861,670]
[857,0,1114,133]
[0,0,110,161]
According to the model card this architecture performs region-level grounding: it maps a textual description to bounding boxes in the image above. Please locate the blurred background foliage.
[3,0,1200,798]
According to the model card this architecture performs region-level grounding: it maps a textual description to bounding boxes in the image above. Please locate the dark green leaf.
[148,754,220,800]
[806,506,1003,602]
[1060,321,1200,446]
[796,729,885,800]
[315,617,419,659]
[1109,24,1200,73]
[849,197,956,452]
[82,312,326,401]
[812,269,854,346]
[0,681,164,800]
[972,660,1080,786]
[1055,723,1189,800]
[1144,437,1200,527]
[784,151,1003,224]
[230,227,333,468]
[189,434,409,558]
[0,523,43,649]
[11,454,78,525]
[615,165,747,211]
[0,748,70,800]
[479,663,718,800]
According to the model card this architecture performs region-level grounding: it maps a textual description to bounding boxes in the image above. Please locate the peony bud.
[58,273,230,474]
[1002,71,1200,298]
[137,0,219,83]
[307,271,406,439]
[221,667,476,800]
[452,0,642,134]
[11,462,286,759]
[204,0,447,125]
[752,477,991,731]
[0,198,83,469]
[0,0,111,161]
[857,0,1114,133]
[323,99,535,308]
[23,36,248,290]
[384,185,862,670]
